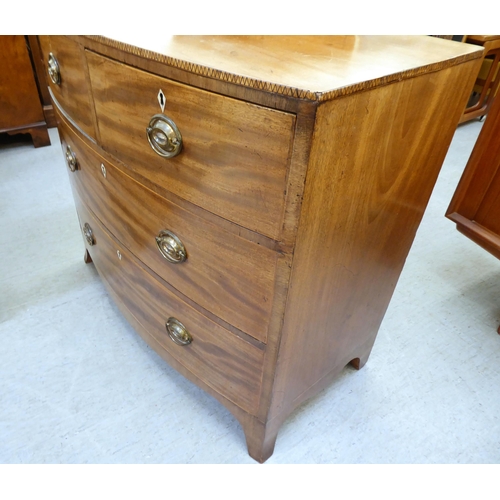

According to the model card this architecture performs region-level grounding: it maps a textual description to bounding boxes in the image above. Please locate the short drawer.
[85,50,295,240]
[74,196,265,415]
[38,36,96,139]
[59,115,278,343]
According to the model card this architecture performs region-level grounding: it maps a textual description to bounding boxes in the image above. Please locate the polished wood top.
[87,35,482,101]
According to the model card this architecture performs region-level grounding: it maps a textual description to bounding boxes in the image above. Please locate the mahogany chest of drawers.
[39,35,482,462]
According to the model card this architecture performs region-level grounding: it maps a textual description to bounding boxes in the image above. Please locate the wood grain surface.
[86,51,295,240]
[57,112,279,343]
[269,58,481,421]
[38,36,97,139]
[466,35,500,44]
[46,35,484,462]
[26,35,56,128]
[74,195,265,415]
[447,83,500,259]
[0,35,45,130]
[474,169,500,235]
[0,35,50,147]
[87,35,482,101]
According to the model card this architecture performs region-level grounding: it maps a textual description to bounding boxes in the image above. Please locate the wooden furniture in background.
[447,81,500,260]
[460,35,500,124]
[0,35,51,147]
[39,35,481,462]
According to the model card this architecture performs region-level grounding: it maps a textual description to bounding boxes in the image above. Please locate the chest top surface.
[88,35,482,100]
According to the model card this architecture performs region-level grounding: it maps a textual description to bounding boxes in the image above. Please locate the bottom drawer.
[74,196,265,415]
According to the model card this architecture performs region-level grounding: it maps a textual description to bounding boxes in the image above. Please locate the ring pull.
[146,114,183,158]
[83,223,94,246]
[47,53,61,85]
[166,317,192,346]
[65,145,77,172]
[155,230,187,263]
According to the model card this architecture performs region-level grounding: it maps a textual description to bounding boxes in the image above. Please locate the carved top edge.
[84,35,483,102]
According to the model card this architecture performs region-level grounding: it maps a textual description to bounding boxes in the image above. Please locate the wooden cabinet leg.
[349,351,371,370]
[84,249,93,264]
[243,417,281,464]
[29,126,51,148]
[5,125,51,148]
[349,339,376,370]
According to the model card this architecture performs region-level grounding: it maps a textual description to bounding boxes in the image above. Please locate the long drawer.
[58,114,278,343]
[85,50,295,240]
[74,194,265,415]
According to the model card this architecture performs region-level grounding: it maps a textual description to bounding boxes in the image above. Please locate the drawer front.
[74,195,265,415]
[86,50,295,240]
[59,116,277,343]
[38,36,96,139]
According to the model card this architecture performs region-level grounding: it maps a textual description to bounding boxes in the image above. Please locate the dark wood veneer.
[0,35,50,147]
[447,84,500,259]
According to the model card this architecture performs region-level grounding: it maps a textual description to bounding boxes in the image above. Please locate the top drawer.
[86,51,295,240]
[38,36,96,139]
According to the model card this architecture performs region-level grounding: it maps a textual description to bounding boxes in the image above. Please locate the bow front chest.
[38,35,482,462]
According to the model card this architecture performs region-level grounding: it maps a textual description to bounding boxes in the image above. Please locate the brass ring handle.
[146,114,182,158]
[155,230,187,263]
[47,53,61,85]
[83,223,94,246]
[65,145,77,172]
[166,317,192,346]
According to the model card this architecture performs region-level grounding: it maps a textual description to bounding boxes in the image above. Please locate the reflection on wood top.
[86,35,483,101]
